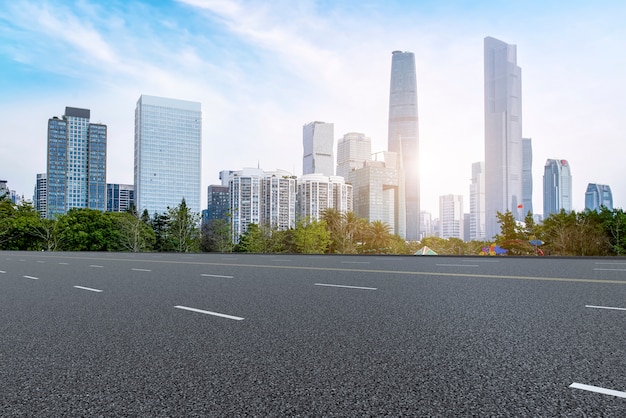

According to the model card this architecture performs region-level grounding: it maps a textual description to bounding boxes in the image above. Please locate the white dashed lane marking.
[23,275,39,280]
[585,305,626,311]
[201,274,234,278]
[174,305,244,321]
[570,383,626,398]
[74,286,103,293]
[315,283,377,291]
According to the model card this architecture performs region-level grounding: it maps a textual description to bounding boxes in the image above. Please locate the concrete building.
[522,138,533,214]
[484,37,523,239]
[303,121,334,177]
[336,132,372,179]
[388,50,420,241]
[297,173,353,222]
[543,159,572,218]
[34,173,47,218]
[469,162,486,241]
[134,95,201,216]
[585,183,613,211]
[106,183,135,212]
[439,194,464,240]
[46,107,107,218]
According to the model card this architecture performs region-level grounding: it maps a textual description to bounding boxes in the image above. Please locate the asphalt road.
[1,251,625,416]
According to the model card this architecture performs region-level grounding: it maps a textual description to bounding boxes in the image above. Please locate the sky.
[1,0,625,216]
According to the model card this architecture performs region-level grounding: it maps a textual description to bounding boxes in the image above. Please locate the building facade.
[469,162,486,241]
[134,95,201,216]
[303,121,334,177]
[484,37,523,239]
[34,173,47,218]
[46,107,107,218]
[522,137,533,215]
[543,159,572,218]
[585,183,613,211]
[204,185,230,222]
[348,152,398,232]
[336,132,372,179]
[388,50,419,241]
[439,194,464,240]
[106,183,135,212]
[297,174,353,222]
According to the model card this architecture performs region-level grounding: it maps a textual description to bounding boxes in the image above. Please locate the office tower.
[543,159,572,218]
[484,37,523,239]
[469,162,486,241]
[585,183,613,211]
[228,168,297,242]
[336,132,372,179]
[388,50,420,241]
[348,151,398,231]
[34,173,47,218]
[46,107,107,218]
[303,121,334,177]
[522,138,533,214]
[297,174,353,221]
[106,183,135,212]
[134,95,201,216]
[420,211,434,238]
[0,180,8,200]
[439,194,464,240]
[205,185,230,221]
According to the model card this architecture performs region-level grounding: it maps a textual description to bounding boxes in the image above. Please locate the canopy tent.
[415,246,438,255]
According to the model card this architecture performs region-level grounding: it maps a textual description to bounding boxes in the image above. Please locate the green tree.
[234,223,265,253]
[107,211,155,252]
[597,207,626,255]
[0,200,43,250]
[57,208,118,251]
[30,218,62,251]
[167,198,200,252]
[292,219,330,254]
[150,212,171,252]
[201,218,234,252]
[541,210,610,256]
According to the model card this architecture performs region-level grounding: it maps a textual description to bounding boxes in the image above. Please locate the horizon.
[1,0,625,216]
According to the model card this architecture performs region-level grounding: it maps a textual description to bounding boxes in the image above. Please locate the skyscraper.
[585,183,613,211]
[388,50,420,241]
[336,132,372,179]
[297,174,353,221]
[106,183,135,212]
[484,37,523,239]
[34,173,47,218]
[134,95,201,216]
[439,194,464,240]
[46,107,107,218]
[543,159,572,218]
[522,138,533,215]
[303,121,334,177]
[469,162,486,241]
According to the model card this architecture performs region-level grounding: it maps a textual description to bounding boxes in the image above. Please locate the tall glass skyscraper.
[469,162,485,241]
[46,107,107,218]
[585,183,613,211]
[484,37,523,239]
[336,132,372,179]
[522,138,533,215]
[134,95,202,216]
[388,50,419,240]
[543,159,572,218]
[303,121,334,177]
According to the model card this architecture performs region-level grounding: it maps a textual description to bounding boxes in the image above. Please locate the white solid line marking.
[132,268,152,272]
[594,268,626,272]
[315,283,377,290]
[74,286,103,293]
[570,383,626,398]
[201,274,234,278]
[90,265,104,268]
[23,275,39,280]
[174,305,244,320]
[0,270,6,274]
[595,262,626,265]
[586,305,626,311]
[436,264,479,267]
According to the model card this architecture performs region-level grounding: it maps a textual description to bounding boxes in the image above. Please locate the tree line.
[1,196,624,256]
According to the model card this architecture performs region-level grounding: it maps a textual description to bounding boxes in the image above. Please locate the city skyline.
[1,1,625,216]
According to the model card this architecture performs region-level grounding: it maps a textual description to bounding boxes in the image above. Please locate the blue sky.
[1,0,625,215]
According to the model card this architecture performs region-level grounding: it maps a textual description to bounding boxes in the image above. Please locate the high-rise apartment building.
[46,107,107,218]
[585,183,613,211]
[134,95,201,216]
[228,168,297,242]
[297,174,353,221]
[484,37,523,239]
[439,194,464,240]
[348,151,398,232]
[469,162,486,241]
[34,173,47,218]
[205,185,230,221]
[336,132,372,179]
[388,50,420,241]
[543,159,572,218]
[106,183,135,212]
[303,121,334,177]
[522,138,533,215]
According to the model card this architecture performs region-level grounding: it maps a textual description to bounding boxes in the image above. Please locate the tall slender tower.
[134,95,202,216]
[484,37,523,239]
[543,159,572,218]
[388,51,419,241]
[521,138,533,215]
